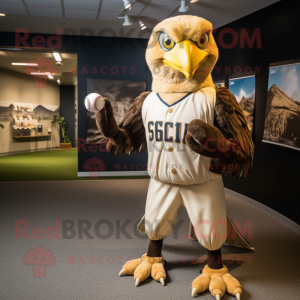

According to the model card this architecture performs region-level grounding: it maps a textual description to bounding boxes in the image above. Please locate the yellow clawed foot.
[191,265,242,299]
[119,253,166,287]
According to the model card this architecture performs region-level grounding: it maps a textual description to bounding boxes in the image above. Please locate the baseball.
[85,93,105,113]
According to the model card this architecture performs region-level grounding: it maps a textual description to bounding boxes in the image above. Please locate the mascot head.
[146,15,219,93]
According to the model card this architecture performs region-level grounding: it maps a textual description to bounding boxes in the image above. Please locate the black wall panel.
[212,0,300,224]
[60,85,75,146]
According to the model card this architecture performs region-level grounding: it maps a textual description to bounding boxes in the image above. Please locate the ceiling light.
[123,0,132,9]
[0,13,6,17]
[12,63,38,66]
[190,0,198,3]
[123,14,132,26]
[52,52,62,62]
[31,72,53,79]
[179,0,189,12]
[47,72,54,79]
[57,79,60,84]
[139,19,146,30]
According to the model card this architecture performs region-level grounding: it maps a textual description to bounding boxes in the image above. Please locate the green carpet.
[0,149,150,181]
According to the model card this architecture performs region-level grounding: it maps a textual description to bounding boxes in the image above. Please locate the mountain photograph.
[0,104,13,120]
[229,76,256,133]
[86,79,146,144]
[33,105,59,120]
[263,80,300,149]
[0,102,59,121]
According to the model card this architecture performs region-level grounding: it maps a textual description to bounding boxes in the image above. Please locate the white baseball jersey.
[142,87,221,185]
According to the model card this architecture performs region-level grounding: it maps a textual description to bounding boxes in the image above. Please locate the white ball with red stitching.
[85,93,105,113]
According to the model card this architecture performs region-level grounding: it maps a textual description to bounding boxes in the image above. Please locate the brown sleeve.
[118,91,151,153]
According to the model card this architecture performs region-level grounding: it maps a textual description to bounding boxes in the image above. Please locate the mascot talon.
[119,254,166,287]
[191,265,242,299]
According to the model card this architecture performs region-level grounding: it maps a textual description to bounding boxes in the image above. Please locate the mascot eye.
[197,33,209,49]
[158,32,176,51]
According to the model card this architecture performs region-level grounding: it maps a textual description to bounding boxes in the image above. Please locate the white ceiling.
[0,0,280,39]
[0,50,77,85]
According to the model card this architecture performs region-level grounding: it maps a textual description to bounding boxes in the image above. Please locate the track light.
[123,14,132,26]
[123,0,132,10]
[139,19,146,30]
[179,0,189,12]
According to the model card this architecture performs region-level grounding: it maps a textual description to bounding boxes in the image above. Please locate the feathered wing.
[212,87,254,178]
[118,91,151,154]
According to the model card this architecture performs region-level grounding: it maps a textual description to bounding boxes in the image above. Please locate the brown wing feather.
[119,91,151,153]
[214,87,254,178]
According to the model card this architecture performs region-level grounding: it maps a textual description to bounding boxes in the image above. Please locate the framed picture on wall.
[86,79,147,144]
[214,81,225,88]
[262,60,300,151]
[229,76,256,135]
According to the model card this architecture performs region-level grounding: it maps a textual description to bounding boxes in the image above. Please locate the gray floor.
[0,180,300,300]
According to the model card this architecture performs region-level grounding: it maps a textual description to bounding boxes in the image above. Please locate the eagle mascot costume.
[85,15,254,300]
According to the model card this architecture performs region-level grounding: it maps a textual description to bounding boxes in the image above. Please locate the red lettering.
[81,67,88,74]
[69,66,78,75]
[218,28,239,49]
[15,219,30,239]
[232,220,253,239]
[130,66,136,74]
[31,227,44,240]
[45,219,60,239]
[32,36,45,49]
[240,28,261,49]
[89,143,98,152]
[15,28,30,48]
[92,66,97,75]
[111,66,118,74]
[215,66,222,74]
[77,138,87,152]
[79,256,86,264]
[101,66,107,74]
[254,66,261,74]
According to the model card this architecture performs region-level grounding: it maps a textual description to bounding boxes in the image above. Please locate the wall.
[60,85,75,146]
[212,0,300,224]
[0,68,60,154]
[73,36,152,174]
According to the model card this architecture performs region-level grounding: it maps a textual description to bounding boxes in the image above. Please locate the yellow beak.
[162,40,209,79]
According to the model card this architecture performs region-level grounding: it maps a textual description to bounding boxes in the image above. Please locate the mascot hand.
[185,119,231,159]
[106,129,133,157]
[85,93,133,157]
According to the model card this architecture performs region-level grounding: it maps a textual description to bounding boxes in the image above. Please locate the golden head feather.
[146,15,219,93]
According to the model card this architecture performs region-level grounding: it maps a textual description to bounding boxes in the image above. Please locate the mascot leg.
[119,178,177,286]
[184,178,242,299]
[119,239,166,286]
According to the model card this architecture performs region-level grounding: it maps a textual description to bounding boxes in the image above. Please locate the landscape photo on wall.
[0,101,59,121]
[263,62,300,150]
[86,79,147,144]
[214,81,225,88]
[229,76,255,134]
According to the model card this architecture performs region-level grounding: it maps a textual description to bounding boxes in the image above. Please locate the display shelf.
[13,135,51,139]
